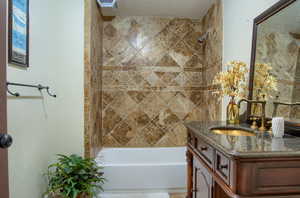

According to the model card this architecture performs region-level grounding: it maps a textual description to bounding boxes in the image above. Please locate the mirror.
[249,0,300,124]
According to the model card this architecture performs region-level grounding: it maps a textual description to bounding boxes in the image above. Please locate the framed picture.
[8,0,29,67]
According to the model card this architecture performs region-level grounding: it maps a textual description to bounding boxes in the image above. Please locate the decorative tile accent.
[169,40,194,67]
[102,91,116,109]
[108,38,138,66]
[126,133,151,147]
[141,71,164,88]
[156,54,180,67]
[184,55,204,68]
[102,0,222,147]
[103,71,119,86]
[103,24,121,51]
[184,91,203,106]
[130,71,152,88]
[102,134,121,147]
[125,19,145,50]
[127,91,150,104]
[156,91,176,104]
[109,91,138,118]
[141,122,166,145]
[155,134,175,147]
[123,52,151,66]
[183,31,204,54]
[140,92,167,119]
[102,107,122,135]
[129,107,152,129]
[139,37,168,66]
[152,108,180,130]
[111,121,135,145]
[168,123,187,146]
[156,72,180,86]
[168,92,196,120]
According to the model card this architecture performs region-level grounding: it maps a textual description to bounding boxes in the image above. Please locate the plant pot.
[52,193,89,198]
[227,96,239,124]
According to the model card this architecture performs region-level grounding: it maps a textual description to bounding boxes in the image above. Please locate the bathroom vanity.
[185,121,300,198]
[184,0,300,196]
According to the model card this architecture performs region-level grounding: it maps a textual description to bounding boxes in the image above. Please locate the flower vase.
[251,96,263,116]
[227,97,239,124]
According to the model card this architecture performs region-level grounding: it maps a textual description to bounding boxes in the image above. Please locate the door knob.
[0,133,13,148]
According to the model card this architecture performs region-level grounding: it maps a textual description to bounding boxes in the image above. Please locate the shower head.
[97,0,118,16]
[198,32,209,43]
[97,0,117,7]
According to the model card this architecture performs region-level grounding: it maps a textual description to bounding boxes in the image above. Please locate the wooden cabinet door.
[193,159,213,198]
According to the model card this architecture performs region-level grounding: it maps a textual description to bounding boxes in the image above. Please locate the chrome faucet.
[237,98,267,131]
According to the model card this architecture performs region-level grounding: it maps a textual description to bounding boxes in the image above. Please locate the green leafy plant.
[44,154,105,198]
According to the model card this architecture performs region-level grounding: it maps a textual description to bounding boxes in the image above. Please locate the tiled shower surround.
[102,1,223,147]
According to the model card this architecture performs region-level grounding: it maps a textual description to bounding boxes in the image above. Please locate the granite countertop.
[185,121,300,158]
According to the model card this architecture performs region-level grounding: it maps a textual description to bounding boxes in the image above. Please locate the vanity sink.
[211,127,255,137]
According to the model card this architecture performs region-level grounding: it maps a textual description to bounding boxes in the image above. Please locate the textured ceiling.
[108,0,216,19]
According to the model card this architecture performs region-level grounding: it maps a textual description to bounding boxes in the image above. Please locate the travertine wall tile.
[84,0,103,157]
[101,0,223,147]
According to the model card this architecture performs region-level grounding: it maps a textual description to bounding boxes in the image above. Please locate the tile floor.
[169,193,186,198]
[98,192,186,198]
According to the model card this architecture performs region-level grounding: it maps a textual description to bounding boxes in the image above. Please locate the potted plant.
[44,154,105,198]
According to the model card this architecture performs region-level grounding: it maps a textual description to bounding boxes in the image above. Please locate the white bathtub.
[96,147,187,193]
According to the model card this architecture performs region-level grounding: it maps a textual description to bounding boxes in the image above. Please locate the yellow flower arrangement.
[213,61,248,99]
[253,63,277,100]
[213,61,248,124]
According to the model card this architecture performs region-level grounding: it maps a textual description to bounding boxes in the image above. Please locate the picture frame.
[8,0,30,67]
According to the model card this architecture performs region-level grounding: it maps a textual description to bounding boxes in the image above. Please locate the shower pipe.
[6,82,57,98]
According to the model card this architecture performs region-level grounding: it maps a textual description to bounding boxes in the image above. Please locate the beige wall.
[7,0,84,197]
[222,0,280,120]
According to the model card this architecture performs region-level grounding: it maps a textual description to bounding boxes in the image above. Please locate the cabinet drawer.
[215,151,230,185]
[238,160,300,196]
[195,137,214,166]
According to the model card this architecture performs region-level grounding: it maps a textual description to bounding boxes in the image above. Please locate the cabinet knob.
[0,133,13,149]
[200,146,208,151]
[220,164,228,170]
